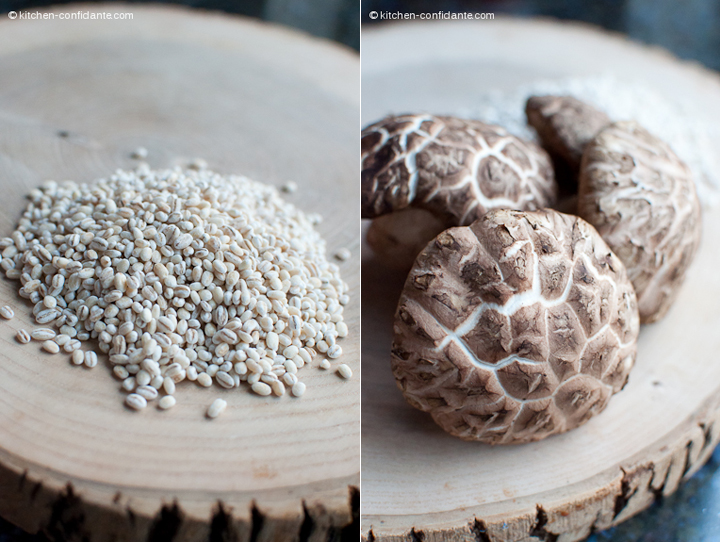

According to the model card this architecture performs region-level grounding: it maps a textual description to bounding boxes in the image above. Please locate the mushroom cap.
[578,121,702,323]
[361,114,557,225]
[526,95,611,176]
[391,208,639,444]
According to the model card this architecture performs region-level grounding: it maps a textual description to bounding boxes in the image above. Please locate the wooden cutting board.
[361,18,720,542]
[0,5,359,541]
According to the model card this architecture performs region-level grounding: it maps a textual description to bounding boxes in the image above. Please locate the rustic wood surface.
[0,4,359,541]
[361,18,720,542]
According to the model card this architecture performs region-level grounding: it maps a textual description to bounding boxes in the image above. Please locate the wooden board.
[0,5,359,541]
[361,18,720,542]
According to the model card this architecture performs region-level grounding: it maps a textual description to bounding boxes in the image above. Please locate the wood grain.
[361,18,720,542]
[0,4,359,541]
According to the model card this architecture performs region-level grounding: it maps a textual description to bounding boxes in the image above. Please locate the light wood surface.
[0,5,359,541]
[361,18,720,542]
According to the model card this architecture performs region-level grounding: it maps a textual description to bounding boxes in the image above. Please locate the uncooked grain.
[42,340,59,354]
[131,147,148,159]
[0,164,350,416]
[15,329,30,344]
[0,306,14,320]
[291,381,306,397]
[337,364,352,379]
[207,398,227,418]
[251,381,272,396]
[71,350,84,366]
[334,248,351,262]
[84,351,98,368]
[136,385,159,401]
[281,181,297,194]
[125,393,147,410]
[271,380,285,396]
[158,395,176,410]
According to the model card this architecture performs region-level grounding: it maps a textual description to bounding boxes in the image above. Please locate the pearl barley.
[0,165,350,417]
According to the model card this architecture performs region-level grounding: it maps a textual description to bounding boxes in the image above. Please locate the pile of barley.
[0,164,351,416]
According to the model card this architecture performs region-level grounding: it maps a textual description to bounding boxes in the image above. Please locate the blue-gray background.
[362,0,720,71]
[0,0,361,50]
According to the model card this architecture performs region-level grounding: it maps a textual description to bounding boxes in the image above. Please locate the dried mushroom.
[391,209,639,444]
[578,121,702,323]
[361,114,557,225]
[526,95,611,180]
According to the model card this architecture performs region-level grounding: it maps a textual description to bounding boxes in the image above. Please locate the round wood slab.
[361,18,720,542]
[0,5,359,541]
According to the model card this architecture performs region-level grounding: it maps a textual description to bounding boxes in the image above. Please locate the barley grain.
[1,165,350,413]
[163,377,176,395]
[216,371,235,389]
[337,364,352,379]
[71,350,85,366]
[291,382,306,397]
[159,395,176,410]
[270,380,285,397]
[122,377,137,392]
[84,351,98,368]
[64,339,82,353]
[327,345,343,359]
[16,329,30,344]
[281,181,297,193]
[42,340,60,354]
[136,385,158,401]
[0,305,14,320]
[113,366,129,379]
[197,372,213,387]
[125,393,147,410]
[136,370,151,387]
[207,398,227,418]
[251,382,272,396]
[334,248,351,261]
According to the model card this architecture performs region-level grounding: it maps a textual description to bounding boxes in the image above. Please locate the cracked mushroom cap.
[526,95,611,179]
[361,114,557,225]
[578,121,702,323]
[391,208,639,444]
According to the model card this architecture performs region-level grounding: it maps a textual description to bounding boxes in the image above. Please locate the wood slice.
[361,18,720,542]
[0,5,359,541]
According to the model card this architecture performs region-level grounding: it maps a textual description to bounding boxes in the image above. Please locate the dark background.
[0,0,361,50]
[362,0,720,71]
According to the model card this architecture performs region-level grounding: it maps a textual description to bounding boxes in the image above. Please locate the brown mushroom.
[578,121,702,323]
[391,208,639,444]
[526,95,611,184]
[362,114,557,225]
